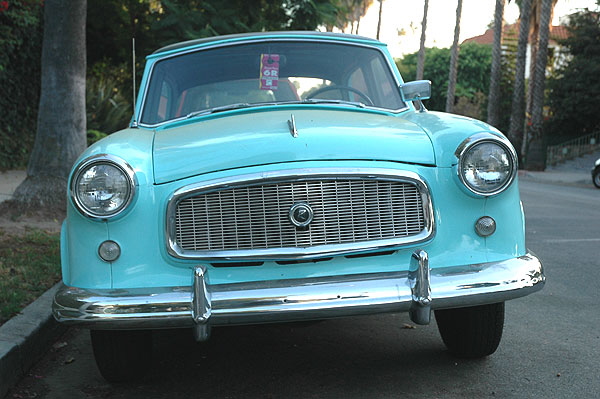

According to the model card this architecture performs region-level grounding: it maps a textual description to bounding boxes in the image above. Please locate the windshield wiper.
[185,99,367,119]
[301,98,366,108]
[186,103,252,119]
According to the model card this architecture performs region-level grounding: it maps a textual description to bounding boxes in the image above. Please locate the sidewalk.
[0,170,26,202]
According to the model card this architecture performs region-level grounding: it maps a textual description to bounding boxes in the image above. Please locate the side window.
[370,57,402,109]
[157,81,172,121]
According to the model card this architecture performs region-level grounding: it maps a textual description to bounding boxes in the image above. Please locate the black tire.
[90,329,153,382]
[593,170,600,189]
[434,302,504,358]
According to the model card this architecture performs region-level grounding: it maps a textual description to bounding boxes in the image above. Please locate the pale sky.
[341,0,598,57]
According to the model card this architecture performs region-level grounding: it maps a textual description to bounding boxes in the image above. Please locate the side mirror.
[400,80,431,113]
[399,80,431,102]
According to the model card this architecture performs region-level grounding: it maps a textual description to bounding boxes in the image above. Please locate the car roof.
[152,31,381,55]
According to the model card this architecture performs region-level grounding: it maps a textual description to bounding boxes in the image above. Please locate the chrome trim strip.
[53,252,545,329]
[69,154,137,220]
[137,38,409,128]
[165,168,435,260]
[454,132,519,197]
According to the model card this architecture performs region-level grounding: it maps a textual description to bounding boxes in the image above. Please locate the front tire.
[90,330,153,382]
[593,169,600,188]
[435,302,504,358]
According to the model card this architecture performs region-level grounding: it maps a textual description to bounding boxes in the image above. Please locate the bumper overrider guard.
[53,251,544,338]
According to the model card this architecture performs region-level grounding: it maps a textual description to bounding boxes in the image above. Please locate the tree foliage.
[328,0,373,33]
[546,3,600,144]
[87,0,346,75]
[0,0,43,170]
[86,0,350,135]
[396,43,492,118]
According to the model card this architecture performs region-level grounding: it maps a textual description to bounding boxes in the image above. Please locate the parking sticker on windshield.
[260,54,279,91]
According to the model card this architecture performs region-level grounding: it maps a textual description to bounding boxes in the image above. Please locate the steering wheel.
[306,85,374,106]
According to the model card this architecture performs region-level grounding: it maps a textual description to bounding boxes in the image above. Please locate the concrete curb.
[0,283,66,398]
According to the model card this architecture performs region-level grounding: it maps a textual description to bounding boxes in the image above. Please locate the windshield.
[140,41,405,125]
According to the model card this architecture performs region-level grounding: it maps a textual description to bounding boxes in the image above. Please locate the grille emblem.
[289,202,314,227]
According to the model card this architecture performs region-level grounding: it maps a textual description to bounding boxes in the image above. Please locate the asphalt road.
[8,180,600,399]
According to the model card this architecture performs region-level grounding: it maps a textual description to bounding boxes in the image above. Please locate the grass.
[0,230,61,326]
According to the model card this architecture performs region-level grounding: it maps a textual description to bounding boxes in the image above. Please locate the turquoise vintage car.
[53,31,544,382]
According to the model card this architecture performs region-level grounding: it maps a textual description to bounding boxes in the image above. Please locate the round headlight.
[457,136,517,196]
[71,155,135,218]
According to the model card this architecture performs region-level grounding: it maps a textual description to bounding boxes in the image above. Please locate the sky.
[347,0,599,57]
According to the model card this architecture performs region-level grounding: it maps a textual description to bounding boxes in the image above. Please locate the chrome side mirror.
[400,80,431,112]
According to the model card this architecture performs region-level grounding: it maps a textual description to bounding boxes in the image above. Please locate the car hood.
[152,109,435,184]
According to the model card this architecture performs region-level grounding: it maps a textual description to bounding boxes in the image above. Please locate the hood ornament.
[288,114,298,138]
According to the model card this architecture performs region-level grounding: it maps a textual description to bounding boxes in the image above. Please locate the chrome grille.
[173,176,429,255]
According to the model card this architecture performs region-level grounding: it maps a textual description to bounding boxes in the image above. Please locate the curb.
[0,283,66,398]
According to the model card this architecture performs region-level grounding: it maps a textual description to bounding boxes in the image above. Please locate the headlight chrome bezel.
[455,133,518,197]
[70,154,137,219]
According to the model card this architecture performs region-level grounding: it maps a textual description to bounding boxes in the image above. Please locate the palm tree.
[416,0,429,80]
[325,0,373,33]
[524,0,553,170]
[376,0,384,40]
[487,0,506,127]
[508,0,532,156]
[524,0,558,132]
[353,0,373,34]
[446,0,463,113]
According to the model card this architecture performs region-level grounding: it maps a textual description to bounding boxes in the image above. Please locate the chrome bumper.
[53,251,544,330]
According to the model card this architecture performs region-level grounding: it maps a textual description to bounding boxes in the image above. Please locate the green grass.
[0,230,61,325]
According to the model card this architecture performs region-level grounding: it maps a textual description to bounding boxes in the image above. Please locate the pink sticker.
[260,54,279,91]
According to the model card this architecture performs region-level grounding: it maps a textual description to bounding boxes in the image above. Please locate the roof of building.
[462,23,569,46]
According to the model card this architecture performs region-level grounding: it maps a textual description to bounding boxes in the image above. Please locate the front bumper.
[53,251,544,329]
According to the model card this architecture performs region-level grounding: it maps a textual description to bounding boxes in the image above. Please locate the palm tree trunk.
[524,0,552,170]
[13,0,87,212]
[525,1,541,127]
[416,0,429,80]
[508,0,532,159]
[376,0,383,40]
[487,0,506,127]
[446,0,463,113]
[524,0,557,158]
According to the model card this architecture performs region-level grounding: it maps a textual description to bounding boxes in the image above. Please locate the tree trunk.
[508,0,533,159]
[487,0,505,127]
[446,0,463,113]
[12,0,87,212]
[523,0,557,158]
[376,0,383,40]
[416,0,429,80]
[525,0,541,130]
[524,0,552,170]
